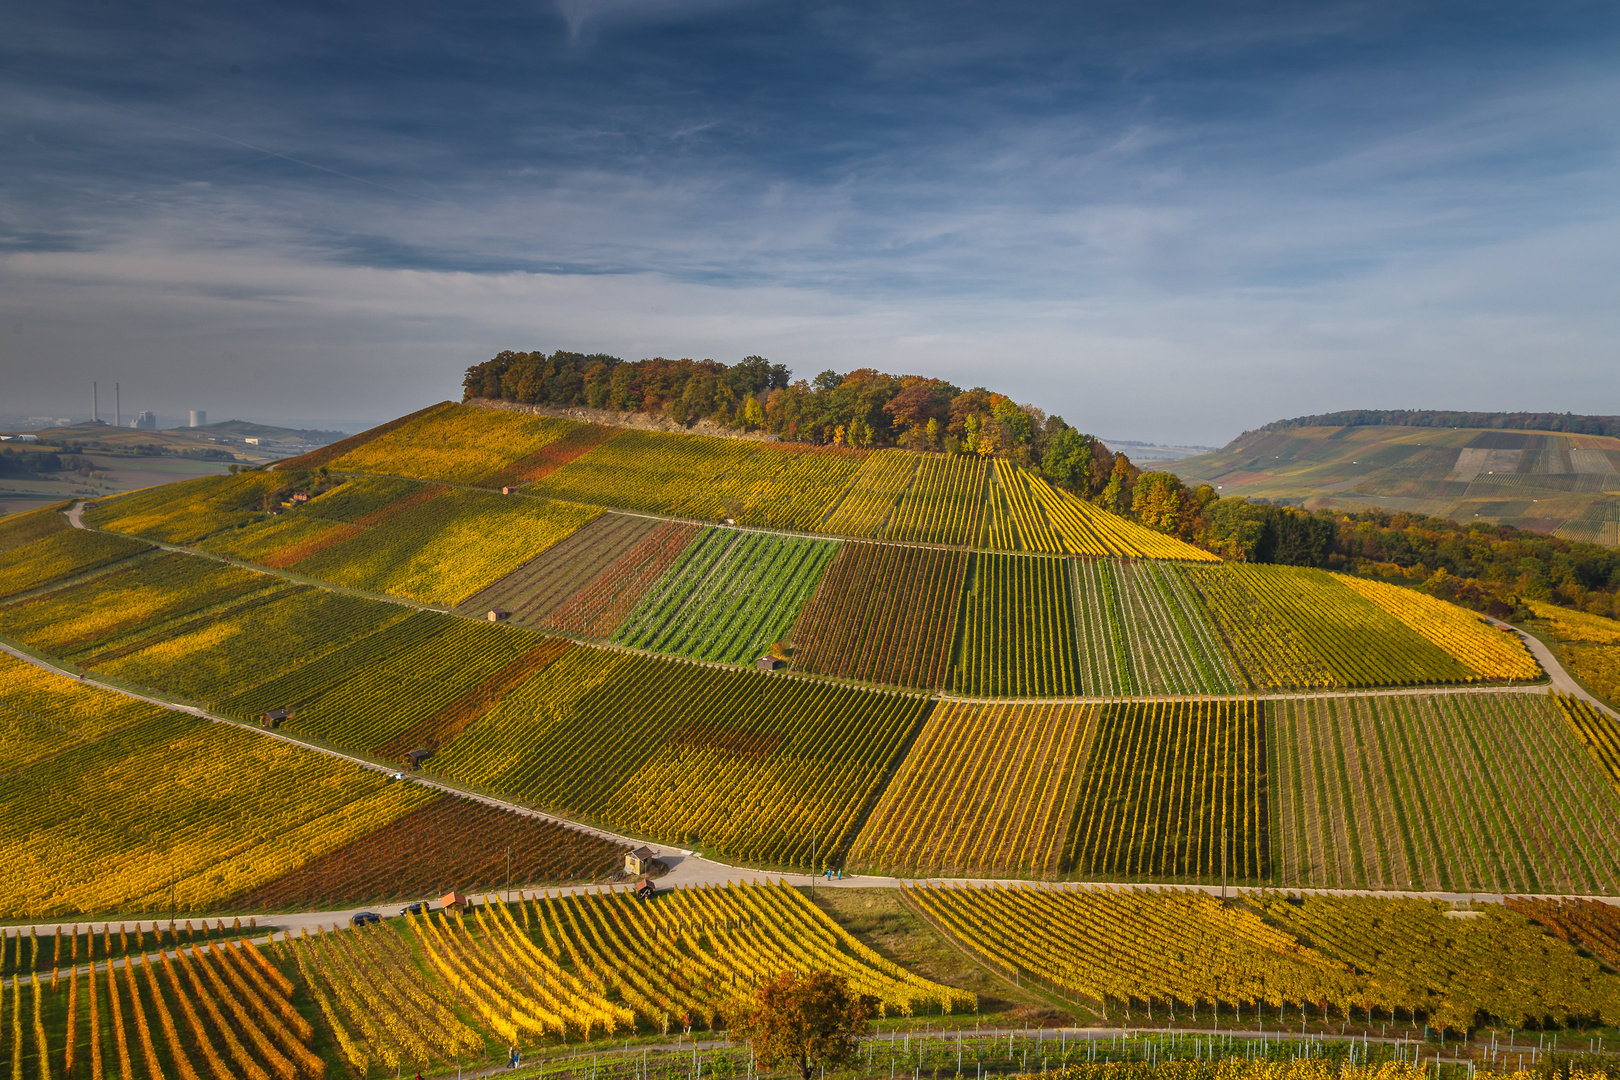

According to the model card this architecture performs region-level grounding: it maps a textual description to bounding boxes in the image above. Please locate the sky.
[2,0,1617,445]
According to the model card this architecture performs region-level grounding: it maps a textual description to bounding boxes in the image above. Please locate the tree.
[732,971,877,1080]
[1041,428,1091,490]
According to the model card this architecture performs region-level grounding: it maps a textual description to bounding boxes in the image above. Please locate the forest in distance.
[464,351,1620,626]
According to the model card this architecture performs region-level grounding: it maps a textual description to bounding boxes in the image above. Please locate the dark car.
[400,901,429,916]
[350,911,382,926]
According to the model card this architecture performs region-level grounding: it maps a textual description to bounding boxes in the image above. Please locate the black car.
[400,901,429,916]
[350,911,382,926]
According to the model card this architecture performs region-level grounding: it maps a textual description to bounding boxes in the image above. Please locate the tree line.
[463,351,1620,625]
[1255,408,1620,438]
[463,350,1125,497]
[1169,487,1620,621]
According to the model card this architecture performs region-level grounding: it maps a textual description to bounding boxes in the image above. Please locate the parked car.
[400,901,429,916]
[350,911,381,926]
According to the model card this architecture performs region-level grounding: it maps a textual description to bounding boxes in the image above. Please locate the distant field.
[1168,423,1620,542]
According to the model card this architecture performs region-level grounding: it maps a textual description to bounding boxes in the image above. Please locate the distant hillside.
[190,419,348,443]
[1168,422,1620,546]
[1257,409,1620,438]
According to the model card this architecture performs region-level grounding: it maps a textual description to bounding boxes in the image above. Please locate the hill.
[8,393,1620,1062]
[190,418,348,443]
[1167,422,1620,545]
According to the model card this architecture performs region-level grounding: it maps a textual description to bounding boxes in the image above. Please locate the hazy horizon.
[5,0,1618,447]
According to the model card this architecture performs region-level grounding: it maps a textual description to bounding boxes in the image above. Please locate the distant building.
[291,492,309,503]
[189,410,206,427]
[262,708,291,729]
[487,609,511,622]
[244,437,260,445]
[755,656,786,672]
[130,411,157,430]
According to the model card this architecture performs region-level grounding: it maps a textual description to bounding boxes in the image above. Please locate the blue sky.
[3,0,1617,444]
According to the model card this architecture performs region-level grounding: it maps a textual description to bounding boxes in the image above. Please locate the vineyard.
[82,469,288,543]
[1270,692,1620,893]
[0,651,165,772]
[883,454,986,543]
[1177,565,1522,689]
[1,918,254,978]
[0,524,151,601]
[1555,692,1620,791]
[1527,599,1620,710]
[1505,895,1620,970]
[91,585,416,704]
[611,529,838,663]
[282,880,971,1075]
[1062,699,1269,881]
[455,511,664,625]
[1333,573,1541,680]
[537,520,703,639]
[217,610,563,758]
[1255,893,1620,1031]
[821,451,920,537]
[431,647,932,867]
[246,483,601,606]
[791,542,968,689]
[906,884,1620,1031]
[298,402,1224,558]
[0,708,433,916]
[1070,561,1242,695]
[220,796,625,911]
[847,702,1094,877]
[0,552,280,661]
[526,428,785,520]
[0,927,322,1080]
[953,553,1080,696]
[0,501,71,548]
[325,399,586,484]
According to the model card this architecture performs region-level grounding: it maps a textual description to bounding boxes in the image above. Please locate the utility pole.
[1221,828,1228,905]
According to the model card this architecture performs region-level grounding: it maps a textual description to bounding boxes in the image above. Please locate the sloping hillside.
[1169,424,1620,544]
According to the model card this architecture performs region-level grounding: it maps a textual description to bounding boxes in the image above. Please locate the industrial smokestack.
[189,409,206,428]
[115,383,120,429]
[93,382,99,424]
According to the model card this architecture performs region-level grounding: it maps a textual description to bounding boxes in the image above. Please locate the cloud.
[551,0,758,42]
[3,1,1618,443]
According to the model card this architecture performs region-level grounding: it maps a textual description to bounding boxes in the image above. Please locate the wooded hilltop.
[464,351,1620,621]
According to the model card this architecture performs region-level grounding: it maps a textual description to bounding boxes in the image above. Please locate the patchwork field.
[847,701,1094,877]
[953,553,1081,697]
[431,647,933,867]
[1063,698,1269,882]
[610,528,838,663]
[792,542,968,689]
[1271,692,1620,893]
[907,885,1620,1030]
[454,511,662,624]
[1168,423,1620,542]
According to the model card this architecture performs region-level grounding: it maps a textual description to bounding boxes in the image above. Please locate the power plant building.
[189,410,206,427]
